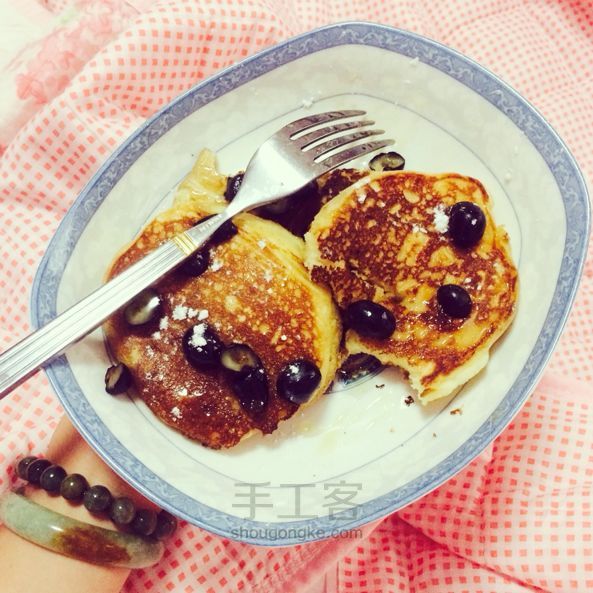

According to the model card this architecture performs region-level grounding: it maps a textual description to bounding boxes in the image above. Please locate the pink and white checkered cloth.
[1,1,592,591]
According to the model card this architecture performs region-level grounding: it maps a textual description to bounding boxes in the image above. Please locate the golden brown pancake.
[304,171,518,402]
[104,151,341,449]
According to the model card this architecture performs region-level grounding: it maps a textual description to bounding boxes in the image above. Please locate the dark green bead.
[39,465,67,492]
[83,485,112,513]
[16,456,37,479]
[109,497,136,526]
[60,473,89,501]
[153,510,177,540]
[26,459,51,484]
[131,509,157,536]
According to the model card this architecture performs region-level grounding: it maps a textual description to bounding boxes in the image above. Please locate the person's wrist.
[25,416,158,528]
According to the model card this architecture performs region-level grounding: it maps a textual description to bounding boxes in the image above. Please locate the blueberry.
[180,248,210,277]
[124,288,162,326]
[211,220,238,244]
[437,284,472,318]
[104,363,132,395]
[336,354,382,383]
[345,300,396,339]
[198,214,238,244]
[231,367,269,416]
[260,197,292,216]
[220,344,261,374]
[369,151,405,172]
[277,359,321,404]
[448,201,486,248]
[182,323,223,368]
[224,172,244,202]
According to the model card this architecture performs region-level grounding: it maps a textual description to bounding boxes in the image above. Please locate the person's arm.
[0,416,158,593]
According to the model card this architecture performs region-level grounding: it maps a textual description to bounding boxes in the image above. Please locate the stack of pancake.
[104,150,518,448]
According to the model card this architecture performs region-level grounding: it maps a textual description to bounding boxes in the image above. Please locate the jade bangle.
[0,491,164,568]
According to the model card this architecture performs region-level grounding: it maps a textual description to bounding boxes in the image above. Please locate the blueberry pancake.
[304,171,518,402]
[103,151,341,449]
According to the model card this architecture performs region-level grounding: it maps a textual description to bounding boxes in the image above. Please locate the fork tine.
[285,110,366,137]
[319,139,395,169]
[295,120,375,149]
[309,129,385,159]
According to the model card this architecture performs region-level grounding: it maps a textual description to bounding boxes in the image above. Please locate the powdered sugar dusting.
[189,323,207,347]
[433,204,449,233]
[172,305,188,320]
[171,304,201,320]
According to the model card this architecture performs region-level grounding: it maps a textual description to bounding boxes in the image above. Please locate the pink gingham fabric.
[1,1,592,591]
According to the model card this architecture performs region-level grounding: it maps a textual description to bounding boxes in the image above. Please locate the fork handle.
[0,214,228,400]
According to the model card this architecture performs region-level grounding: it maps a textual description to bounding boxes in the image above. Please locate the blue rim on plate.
[31,22,590,545]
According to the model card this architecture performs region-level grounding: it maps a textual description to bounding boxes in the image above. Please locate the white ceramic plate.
[32,22,589,544]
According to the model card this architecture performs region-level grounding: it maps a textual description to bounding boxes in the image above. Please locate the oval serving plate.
[32,22,589,545]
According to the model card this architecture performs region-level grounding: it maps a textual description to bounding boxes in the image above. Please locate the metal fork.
[0,109,392,399]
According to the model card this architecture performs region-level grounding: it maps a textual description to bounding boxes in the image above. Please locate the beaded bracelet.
[0,490,164,568]
[16,456,177,540]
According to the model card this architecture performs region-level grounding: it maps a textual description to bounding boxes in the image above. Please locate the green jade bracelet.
[0,490,164,568]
